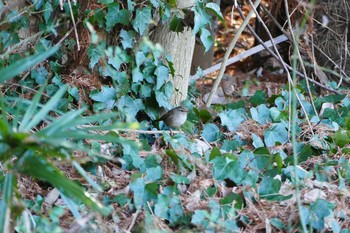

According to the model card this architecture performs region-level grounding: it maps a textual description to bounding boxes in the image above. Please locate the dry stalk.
[205,0,262,107]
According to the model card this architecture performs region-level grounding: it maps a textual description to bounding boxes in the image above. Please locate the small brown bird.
[158,106,189,128]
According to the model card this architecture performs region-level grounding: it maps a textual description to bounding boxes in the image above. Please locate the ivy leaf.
[201,123,221,142]
[155,82,172,109]
[226,100,246,109]
[33,0,44,9]
[227,160,247,184]
[154,194,170,219]
[140,83,152,98]
[209,147,221,161]
[106,47,124,70]
[98,0,114,3]
[169,173,190,184]
[211,157,246,184]
[310,199,335,230]
[133,8,152,35]
[192,210,210,226]
[200,28,213,52]
[275,96,286,111]
[219,109,246,131]
[221,140,239,152]
[135,51,147,67]
[168,196,184,223]
[193,2,211,34]
[145,166,162,182]
[249,90,266,106]
[150,0,160,8]
[270,107,283,122]
[118,96,145,122]
[120,30,135,49]
[198,109,212,123]
[43,2,53,23]
[31,66,48,84]
[130,178,145,209]
[166,55,175,77]
[132,67,144,83]
[105,3,130,32]
[123,141,144,170]
[264,123,288,147]
[143,65,157,83]
[205,2,224,23]
[155,91,171,109]
[88,43,105,69]
[314,94,346,109]
[155,65,169,90]
[0,31,16,50]
[7,10,21,23]
[250,104,272,124]
[68,86,79,101]
[89,86,116,109]
[258,177,281,196]
[219,193,243,209]
[252,133,264,148]
[169,14,184,33]
[283,165,310,179]
[333,130,350,147]
[127,0,135,10]
[323,108,345,126]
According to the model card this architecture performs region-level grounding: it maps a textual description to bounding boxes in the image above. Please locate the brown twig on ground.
[66,0,80,51]
[126,208,142,233]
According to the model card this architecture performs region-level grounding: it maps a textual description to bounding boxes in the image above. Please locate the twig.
[57,26,76,45]
[260,4,291,39]
[112,129,185,134]
[281,0,314,135]
[205,0,262,107]
[242,1,314,137]
[275,0,318,116]
[67,0,80,51]
[234,5,341,95]
[283,1,309,231]
[126,208,142,233]
[312,42,350,82]
[260,3,348,91]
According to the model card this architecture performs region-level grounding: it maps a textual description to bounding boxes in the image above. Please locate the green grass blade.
[21,85,68,132]
[50,131,122,143]
[41,111,117,136]
[16,152,110,215]
[19,84,46,132]
[0,173,15,233]
[60,193,82,219]
[73,161,103,192]
[0,45,60,83]
[40,108,87,136]
[51,112,119,131]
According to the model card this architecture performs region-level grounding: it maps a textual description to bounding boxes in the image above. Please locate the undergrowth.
[0,0,350,232]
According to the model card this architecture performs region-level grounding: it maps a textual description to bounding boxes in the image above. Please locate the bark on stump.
[151,0,195,107]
